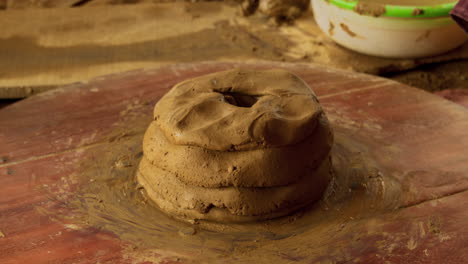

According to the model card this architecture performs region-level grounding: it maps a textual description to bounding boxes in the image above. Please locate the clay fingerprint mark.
[340,23,357,38]
[416,30,431,42]
[329,21,335,36]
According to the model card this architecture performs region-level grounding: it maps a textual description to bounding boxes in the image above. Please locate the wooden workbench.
[0,62,467,263]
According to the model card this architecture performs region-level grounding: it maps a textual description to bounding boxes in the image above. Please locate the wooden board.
[0,61,467,264]
[435,89,468,108]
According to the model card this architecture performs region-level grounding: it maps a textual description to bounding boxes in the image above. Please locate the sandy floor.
[0,0,466,102]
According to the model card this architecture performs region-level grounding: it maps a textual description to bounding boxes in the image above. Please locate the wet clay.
[67,122,401,263]
[354,2,386,17]
[27,63,464,263]
[51,70,406,263]
[258,0,310,20]
[137,69,334,223]
[241,0,310,23]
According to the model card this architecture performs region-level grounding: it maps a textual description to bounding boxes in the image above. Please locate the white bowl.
[311,0,467,58]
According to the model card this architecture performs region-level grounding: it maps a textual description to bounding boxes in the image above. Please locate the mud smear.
[0,21,293,79]
[340,23,357,38]
[59,105,404,263]
[354,2,386,17]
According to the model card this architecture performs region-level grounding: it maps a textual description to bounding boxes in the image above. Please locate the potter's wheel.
[1,62,467,264]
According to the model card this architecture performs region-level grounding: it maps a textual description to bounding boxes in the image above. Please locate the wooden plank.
[435,89,468,108]
[0,62,467,263]
[0,146,130,264]
[328,190,468,264]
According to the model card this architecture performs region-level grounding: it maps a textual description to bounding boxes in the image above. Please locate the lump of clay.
[137,69,334,223]
[240,0,310,24]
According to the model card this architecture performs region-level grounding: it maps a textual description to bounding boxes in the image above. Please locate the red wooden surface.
[435,89,468,109]
[0,62,467,264]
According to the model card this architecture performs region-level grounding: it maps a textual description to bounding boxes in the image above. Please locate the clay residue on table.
[53,91,404,263]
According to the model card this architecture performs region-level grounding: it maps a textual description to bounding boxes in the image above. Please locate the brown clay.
[137,69,334,222]
[241,0,310,23]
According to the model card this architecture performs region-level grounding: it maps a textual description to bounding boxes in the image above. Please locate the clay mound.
[143,118,332,187]
[137,156,332,222]
[138,68,334,223]
[154,69,322,151]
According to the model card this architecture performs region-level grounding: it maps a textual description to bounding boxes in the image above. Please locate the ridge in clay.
[137,68,334,223]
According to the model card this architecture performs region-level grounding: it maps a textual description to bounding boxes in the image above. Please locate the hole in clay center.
[219,91,258,108]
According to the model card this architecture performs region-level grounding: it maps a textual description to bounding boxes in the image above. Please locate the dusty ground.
[386,60,468,92]
[0,0,466,104]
